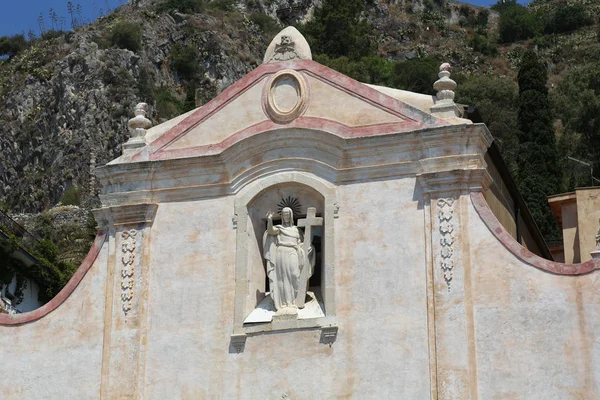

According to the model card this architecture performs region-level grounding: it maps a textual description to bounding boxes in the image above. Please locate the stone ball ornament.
[263,69,309,123]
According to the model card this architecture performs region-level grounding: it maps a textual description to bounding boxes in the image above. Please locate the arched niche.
[233,172,337,333]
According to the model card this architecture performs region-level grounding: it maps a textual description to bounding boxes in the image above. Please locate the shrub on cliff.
[0,34,28,59]
[545,2,592,34]
[492,0,542,43]
[110,21,142,52]
[303,0,374,60]
[171,44,200,81]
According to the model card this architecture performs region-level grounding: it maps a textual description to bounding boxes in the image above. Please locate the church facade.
[1,28,600,399]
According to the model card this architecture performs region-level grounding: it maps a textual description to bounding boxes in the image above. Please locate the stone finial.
[430,62,460,118]
[123,103,152,155]
[263,26,312,64]
[434,63,456,103]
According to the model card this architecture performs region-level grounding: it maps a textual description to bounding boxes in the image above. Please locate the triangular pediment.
[138,59,447,162]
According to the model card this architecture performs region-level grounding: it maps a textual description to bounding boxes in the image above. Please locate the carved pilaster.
[120,228,137,317]
[94,203,157,400]
[437,198,456,291]
[418,171,480,400]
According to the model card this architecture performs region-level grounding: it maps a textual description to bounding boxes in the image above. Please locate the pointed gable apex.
[134,59,449,162]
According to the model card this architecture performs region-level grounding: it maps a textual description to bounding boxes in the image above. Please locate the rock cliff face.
[0,0,311,212]
[0,0,502,214]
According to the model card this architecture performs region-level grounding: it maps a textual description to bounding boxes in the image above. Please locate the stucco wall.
[469,198,600,399]
[0,241,108,399]
[576,188,600,262]
[143,176,430,399]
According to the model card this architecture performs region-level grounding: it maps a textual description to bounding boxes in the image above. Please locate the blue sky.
[0,0,126,37]
[0,0,528,38]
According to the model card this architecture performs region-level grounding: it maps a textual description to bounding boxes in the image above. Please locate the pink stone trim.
[147,117,425,161]
[132,59,446,162]
[470,192,600,275]
[0,230,108,325]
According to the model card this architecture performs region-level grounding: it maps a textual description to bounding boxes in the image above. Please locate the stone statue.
[596,227,600,250]
[263,207,317,312]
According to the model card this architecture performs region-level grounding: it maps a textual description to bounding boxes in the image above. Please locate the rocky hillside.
[0,0,598,235]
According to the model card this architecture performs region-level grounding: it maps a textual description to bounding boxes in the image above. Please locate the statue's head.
[281,207,293,226]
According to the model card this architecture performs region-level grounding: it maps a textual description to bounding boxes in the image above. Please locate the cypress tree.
[516,50,561,243]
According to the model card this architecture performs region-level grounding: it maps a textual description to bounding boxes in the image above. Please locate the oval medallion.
[264,70,309,123]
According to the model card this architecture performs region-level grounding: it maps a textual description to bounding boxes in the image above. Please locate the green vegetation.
[156,0,234,13]
[156,0,205,13]
[545,2,592,34]
[456,76,520,172]
[0,234,76,304]
[468,33,497,56]
[0,34,28,59]
[492,0,542,43]
[303,0,374,60]
[248,12,280,36]
[110,21,142,52]
[553,64,600,189]
[171,44,200,81]
[59,185,82,206]
[314,55,439,95]
[516,50,560,242]
[155,85,185,119]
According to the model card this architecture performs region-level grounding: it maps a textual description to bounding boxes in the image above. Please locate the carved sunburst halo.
[277,196,302,217]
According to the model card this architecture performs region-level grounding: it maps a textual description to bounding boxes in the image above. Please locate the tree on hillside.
[456,76,520,173]
[492,0,542,43]
[302,0,373,60]
[516,50,560,243]
[552,64,600,189]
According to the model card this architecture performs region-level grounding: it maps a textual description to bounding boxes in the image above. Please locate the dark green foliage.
[137,67,154,103]
[40,30,65,41]
[458,5,479,28]
[477,9,489,30]
[492,0,542,43]
[155,86,184,119]
[456,75,520,173]
[110,21,142,52]
[183,81,197,112]
[302,0,373,60]
[156,0,205,13]
[0,34,28,59]
[315,54,438,95]
[516,50,560,242]
[314,55,393,85]
[420,9,447,33]
[0,234,78,304]
[552,64,600,188]
[171,44,200,81]
[545,2,592,34]
[59,185,81,206]
[248,12,280,35]
[392,57,439,95]
[469,34,497,56]
[208,0,236,11]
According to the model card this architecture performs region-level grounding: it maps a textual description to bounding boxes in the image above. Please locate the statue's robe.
[263,225,315,310]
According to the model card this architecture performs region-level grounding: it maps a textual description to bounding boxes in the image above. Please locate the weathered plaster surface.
[0,236,108,399]
[142,176,430,399]
[2,48,600,400]
[469,197,600,399]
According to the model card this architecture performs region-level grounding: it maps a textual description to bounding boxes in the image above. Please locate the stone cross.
[296,207,323,307]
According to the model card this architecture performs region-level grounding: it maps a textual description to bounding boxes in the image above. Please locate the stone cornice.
[417,168,492,197]
[95,123,493,206]
[93,203,158,227]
